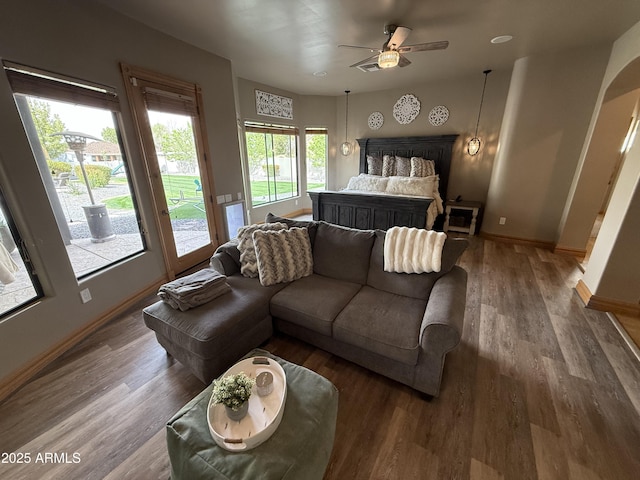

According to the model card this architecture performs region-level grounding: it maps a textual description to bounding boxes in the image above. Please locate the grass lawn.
[105,175,324,216]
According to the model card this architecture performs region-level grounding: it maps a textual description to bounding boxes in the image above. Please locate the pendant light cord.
[473,70,491,137]
[344,90,350,142]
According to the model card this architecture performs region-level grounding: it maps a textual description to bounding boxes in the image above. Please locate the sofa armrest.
[419,265,467,354]
[209,240,241,276]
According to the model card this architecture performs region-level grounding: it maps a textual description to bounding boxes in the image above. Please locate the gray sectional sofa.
[143,215,468,397]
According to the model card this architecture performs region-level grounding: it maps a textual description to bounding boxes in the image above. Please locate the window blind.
[142,86,198,117]
[3,62,120,112]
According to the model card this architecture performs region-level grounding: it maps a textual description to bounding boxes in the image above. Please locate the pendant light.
[340,90,352,156]
[468,69,492,156]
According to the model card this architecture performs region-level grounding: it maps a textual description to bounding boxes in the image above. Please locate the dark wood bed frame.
[308,134,457,230]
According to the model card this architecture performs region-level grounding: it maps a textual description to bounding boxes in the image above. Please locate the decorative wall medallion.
[255,90,293,119]
[368,111,384,130]
[428,105,450,126]
[393,94,421,124]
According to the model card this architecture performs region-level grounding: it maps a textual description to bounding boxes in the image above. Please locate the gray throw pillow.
[237,222,287,277]
[265,213,318,247]
[313,222,375,285]
[253,227,313,286]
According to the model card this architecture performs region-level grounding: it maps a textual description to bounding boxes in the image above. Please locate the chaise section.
[143,275,287,383]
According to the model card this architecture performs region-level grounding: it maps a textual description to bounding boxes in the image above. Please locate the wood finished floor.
[1,237,639,480]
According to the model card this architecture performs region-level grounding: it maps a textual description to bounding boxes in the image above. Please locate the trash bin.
[82,204,115,243]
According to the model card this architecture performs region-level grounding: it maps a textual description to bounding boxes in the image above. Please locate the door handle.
[161,209,169,216]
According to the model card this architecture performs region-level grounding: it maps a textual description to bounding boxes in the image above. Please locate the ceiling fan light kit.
[340,24,448,72]
[468,69,492,156]
[378,50,400,69]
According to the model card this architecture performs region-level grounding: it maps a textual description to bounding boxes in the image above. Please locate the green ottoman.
[166,350,339,480]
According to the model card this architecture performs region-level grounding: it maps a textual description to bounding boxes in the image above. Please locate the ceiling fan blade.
[339,44,379,52]
[398,40,449,53]
[388,26,412,49]
[349,54,380,68]
[397,54,411,67]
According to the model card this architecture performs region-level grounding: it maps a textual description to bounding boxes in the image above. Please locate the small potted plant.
[211,372,255,421]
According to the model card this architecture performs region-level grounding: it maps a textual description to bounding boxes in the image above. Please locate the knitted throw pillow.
[237,222,287,277]
[410,157,436,177]
[382,155,396,176]
[253,227,313,286]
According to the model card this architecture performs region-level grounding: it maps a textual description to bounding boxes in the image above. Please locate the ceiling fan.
[339,24,448,72]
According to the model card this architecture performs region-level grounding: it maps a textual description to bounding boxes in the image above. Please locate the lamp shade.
[467,137,481,156]
[378,50,400,69]
[340,141,353,156]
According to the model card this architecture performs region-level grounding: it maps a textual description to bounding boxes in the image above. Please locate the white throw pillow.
[385,175,438,197]
[345,174,389,192]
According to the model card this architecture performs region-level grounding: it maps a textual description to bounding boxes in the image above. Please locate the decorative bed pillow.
[410,157,436,177]
[253,227,313,286]
[385,175,437,197]
[367,155,382,176]
[382,155,396,176]
[345,174,389,192]
[237,222,287,277]
[395,155,411,177]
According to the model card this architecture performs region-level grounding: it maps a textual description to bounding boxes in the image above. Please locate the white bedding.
[343,174,444,229]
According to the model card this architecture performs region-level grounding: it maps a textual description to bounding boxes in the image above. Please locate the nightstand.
[444,201,482,236]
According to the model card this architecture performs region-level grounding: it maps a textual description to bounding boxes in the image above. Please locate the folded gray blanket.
[158,268,231,311]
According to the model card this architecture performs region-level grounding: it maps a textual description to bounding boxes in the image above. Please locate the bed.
[308,134,457,230]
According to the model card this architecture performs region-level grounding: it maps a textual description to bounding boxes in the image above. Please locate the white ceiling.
[94,0,640,96]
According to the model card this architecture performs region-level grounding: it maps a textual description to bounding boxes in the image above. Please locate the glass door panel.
[147,110,210,258]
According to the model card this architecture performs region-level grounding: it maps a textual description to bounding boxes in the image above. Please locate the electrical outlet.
[80,288,92,304]
[237,192,243,200]
[499,217,507,225]
[216,195,225,204]
[225,194,232,202]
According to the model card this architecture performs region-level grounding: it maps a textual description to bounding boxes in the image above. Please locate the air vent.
[356,63,381,73]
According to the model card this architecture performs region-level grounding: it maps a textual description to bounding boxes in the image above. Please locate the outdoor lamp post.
[53,131,115,243]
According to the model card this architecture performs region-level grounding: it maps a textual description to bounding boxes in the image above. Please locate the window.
[305,128,327,191]
[4,62,146,279]
[0,189,42,318]
[244,123,298,206]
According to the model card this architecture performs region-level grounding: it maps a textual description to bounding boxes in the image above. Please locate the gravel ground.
[58,182,207,239]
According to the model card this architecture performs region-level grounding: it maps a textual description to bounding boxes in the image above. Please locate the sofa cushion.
[333,286,427,366]
[143,274,286,359]
[265,213,319,247]
[313,222,375,285]
[253,227,313,286]
[270,274,362,336]
[367,230,468,300]
[237,222,287,277]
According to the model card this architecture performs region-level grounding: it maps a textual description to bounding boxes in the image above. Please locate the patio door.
[121,64,221,277]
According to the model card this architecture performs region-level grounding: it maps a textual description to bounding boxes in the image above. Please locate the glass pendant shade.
[378,50,400,69]
[340,141,353,156]
[467,137,481,156]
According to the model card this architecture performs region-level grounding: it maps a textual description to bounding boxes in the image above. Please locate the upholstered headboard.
[357,135,458,202]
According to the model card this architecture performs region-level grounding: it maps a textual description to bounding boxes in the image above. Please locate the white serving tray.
[207,356,287,451]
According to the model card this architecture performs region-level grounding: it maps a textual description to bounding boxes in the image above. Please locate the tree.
[306,133,327,169]
[101,126,118,143]
[151,122,197,173]
[28,99,67,161]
